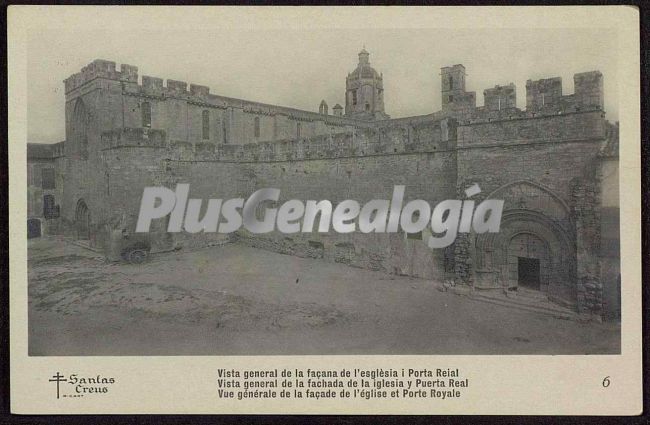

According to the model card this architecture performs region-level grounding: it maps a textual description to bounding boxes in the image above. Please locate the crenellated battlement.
[574,71,604,110]
[64,59,138,94]
[67,60,606,135]
[67,60,376,128]
[484,83,517,111]
[212,117,454,162]
[525,71,603,113]
[439,63,604,119]
[101,117,456,163]
[191,126,442,163]
[122,79,372,127]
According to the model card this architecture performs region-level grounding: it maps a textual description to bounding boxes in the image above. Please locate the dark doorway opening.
[27,219,41,239]
[518,257,541,290]
[75,199,90,241]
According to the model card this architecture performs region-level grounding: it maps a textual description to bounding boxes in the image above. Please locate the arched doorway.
[507,232,551,291]
[475,211,575,295]
[75,199,91,240]
[471,181,577,306]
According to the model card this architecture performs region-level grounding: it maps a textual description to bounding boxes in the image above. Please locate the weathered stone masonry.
[31,51,619,319]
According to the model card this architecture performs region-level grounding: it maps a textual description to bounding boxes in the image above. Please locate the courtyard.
[28,237,620,356]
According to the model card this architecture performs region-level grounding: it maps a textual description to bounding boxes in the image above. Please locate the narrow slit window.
[202,110,210,140]
[254,116,260,138]
[142,102,152,128]
[222,117,228,144]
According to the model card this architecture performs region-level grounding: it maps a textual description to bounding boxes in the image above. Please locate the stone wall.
[96,116,457,280]
[452,111,605,312]
[64,59,371,150]
[26,143,65,235]
[51,59,617,318]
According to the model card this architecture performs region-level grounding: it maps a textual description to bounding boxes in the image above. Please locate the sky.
[24,8,619,143]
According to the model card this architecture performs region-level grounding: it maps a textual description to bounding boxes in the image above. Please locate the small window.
[43,194,58,219]
[448,75,454,90]
[202,110,210,139]
[352,90,357,106]
[222,118,228,144]
[448,95,454,102]
[296,122,301,138]
[254,116,260,138]
[42,168,55,190]
[142,102,152,128]
[365,102,370,112]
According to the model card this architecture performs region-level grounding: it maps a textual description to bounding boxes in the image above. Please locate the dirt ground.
[27,237,620,355]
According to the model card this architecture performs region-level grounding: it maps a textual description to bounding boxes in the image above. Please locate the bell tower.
[440,64,476,113]
[344,48,389,121]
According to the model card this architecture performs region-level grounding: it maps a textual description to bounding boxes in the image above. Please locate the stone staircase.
[468,287,578,320]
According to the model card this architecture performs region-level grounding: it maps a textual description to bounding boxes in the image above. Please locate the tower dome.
[345,48,389,120]
[349,48,380,79]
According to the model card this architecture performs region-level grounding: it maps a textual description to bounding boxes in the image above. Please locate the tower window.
[448,75,454,90]
[41,168,55,190]
[142,102,152,128]
[352,90,357,106]
[43,194,58,219]
[72,98,88,160]
[202,110,210,139]
[254,116,260,138]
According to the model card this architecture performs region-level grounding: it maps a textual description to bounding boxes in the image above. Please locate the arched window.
[43,194,57,219]
[254,116,260,138]
[72,98,88,160]
[448,75,454,90]
[352,90,358,106]
[142,102,152,128]
[75,199,90,240]
[202,110,210,139]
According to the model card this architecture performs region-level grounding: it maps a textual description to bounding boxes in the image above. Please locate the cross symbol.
[49,372,67,399]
